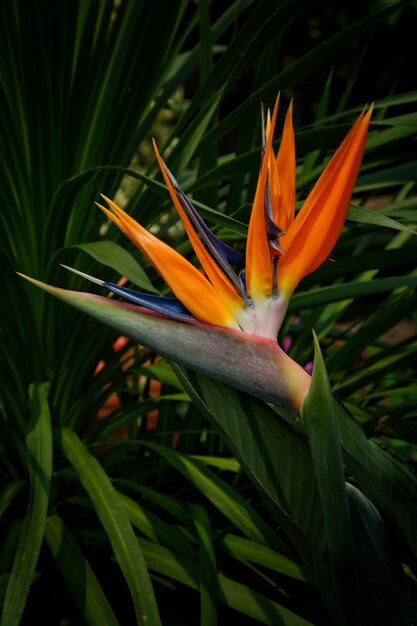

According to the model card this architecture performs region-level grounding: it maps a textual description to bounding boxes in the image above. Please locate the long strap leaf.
[56,427,161,626]
[1,383,52,626]
[45,514,120,626]
[302,335,359,625]
[171,366,336,615]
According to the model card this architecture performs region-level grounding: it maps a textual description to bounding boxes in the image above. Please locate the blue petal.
[162,161,245,281]
[265,178,284,253]
[60,265,193,320]
[103,282,193,319]
[175,189,245,266]
[260,106,284,252]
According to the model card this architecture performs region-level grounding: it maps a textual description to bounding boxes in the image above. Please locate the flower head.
[19,99,371,415]
[90,99,372,340]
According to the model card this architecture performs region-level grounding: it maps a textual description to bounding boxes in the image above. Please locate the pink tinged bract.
[18,275,311,416]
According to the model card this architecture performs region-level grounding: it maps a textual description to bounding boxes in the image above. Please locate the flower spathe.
[95,99,372,340]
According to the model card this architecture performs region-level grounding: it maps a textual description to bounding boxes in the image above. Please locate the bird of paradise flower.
[21,98,372,415]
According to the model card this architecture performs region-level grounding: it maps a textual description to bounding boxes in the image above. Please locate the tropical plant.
[1,1,417,625]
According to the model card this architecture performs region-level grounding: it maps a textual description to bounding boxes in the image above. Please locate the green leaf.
[357,159,417,188]
[169,87,226,175]
[195,0,410,153]
[290,276,417,312]
[218,534,305,581]
[148,442,285,551]
[45,514,120,626]
[113,480,190,525]
[56,427,161,626]
[1,383,52,626]
[0,482,25,521]
[74,240,158,292]
[138,538,315,626]
[302,335,359,625]
[326,291,417,375]
[335,338,417,396]
[171,367,336,615]
[189,504,218,626]
[172,363,417,620]
[335,401,417,560]
[117,491,196,557]
[347,204,417,234]
[302,247,416,285]
[346,484,413,625]
[138,360,186,391]
[189,455,240,472]
[0,574,9,608]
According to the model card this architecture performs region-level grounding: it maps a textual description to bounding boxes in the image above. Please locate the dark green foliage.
[1,1,417,624]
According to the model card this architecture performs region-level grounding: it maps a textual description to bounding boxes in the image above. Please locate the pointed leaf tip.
[302,332,359,623]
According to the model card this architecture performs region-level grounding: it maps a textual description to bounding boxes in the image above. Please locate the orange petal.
[153,142,244,317]
[98,197,240,329]
[267,101,296,247]
[277,107,372,297]
[246,95,279,300]
[275,100,296,231]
